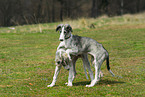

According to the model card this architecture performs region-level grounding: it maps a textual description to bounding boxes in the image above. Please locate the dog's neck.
[64,34,73,48]
[65,34,71,40]
[66,33,72,40]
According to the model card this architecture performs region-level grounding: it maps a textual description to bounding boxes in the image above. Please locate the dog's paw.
[65,50,72,61]
[62,53,72,61]
[65,82,73,86]
[63,53,68,59]
[68,57,72,61]
[47,84,55,87]
[67,82,73,86]
[86,80,96,87]
[86,84,93,87]
[67,54,72,61]
[65,82,68,85]
[67,84,73,87]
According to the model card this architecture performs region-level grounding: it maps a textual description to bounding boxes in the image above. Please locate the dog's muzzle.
[59,39,63,41]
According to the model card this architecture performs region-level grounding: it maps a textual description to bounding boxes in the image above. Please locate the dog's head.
[56,24,73,41]
[55,49,70,70]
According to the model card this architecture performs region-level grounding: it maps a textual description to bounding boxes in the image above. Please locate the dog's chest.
[64,39,72,48]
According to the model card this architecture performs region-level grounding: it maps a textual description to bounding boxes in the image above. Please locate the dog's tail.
[106,54,122,78]
[106,54,115,77]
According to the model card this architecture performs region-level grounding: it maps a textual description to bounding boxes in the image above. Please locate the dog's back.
[71,35,107,55]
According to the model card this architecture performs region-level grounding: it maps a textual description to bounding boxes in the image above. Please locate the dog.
[47,43,95,87]
[56,24,116,87]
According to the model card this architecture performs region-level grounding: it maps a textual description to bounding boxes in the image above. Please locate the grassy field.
[0,13,145,96]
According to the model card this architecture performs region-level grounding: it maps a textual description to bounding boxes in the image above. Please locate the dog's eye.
[64,31,67,34]
[57,61,61,64]
[59,31,62,33]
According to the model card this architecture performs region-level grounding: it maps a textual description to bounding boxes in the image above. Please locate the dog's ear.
[65,24,73,32]
[56,24,63,32]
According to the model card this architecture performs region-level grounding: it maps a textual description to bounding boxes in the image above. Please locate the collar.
[65,34,72,40]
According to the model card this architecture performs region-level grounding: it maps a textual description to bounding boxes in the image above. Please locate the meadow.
[0,13,145,96]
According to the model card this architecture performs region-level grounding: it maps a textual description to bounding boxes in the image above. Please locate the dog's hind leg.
[97,54,106,78]
[81,54,94,81]
[99,71,104,78]
[47,65,62,87]
[86,59,100,87]
[86,54,106,87]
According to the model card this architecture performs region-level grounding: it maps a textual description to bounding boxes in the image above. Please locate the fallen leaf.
[107,84,111,87]
[29,83,33,86]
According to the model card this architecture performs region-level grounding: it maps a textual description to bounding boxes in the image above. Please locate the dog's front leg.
[47,65,62,87]
[57,41,65,50]
[66,49,78,60]
[65,49,73,61]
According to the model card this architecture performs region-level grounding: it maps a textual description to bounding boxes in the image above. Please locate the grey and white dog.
[55,24,115,87]
[47,44,95,87]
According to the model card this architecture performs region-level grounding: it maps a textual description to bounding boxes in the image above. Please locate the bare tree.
[52,0,55,22]
[136,0,140,12]
[91,0,98,18]
[0,0,20,26]
[120,0,124,15]
[0,0,145,26]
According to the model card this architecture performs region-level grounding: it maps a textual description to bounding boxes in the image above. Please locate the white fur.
[47,65,62,87]
[59,27,65,41]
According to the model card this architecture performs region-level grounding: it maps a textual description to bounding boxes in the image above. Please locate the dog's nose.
[57,61,61,64]
[59,39,63,41]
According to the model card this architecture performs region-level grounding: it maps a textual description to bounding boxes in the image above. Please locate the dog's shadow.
[73,79,125,86]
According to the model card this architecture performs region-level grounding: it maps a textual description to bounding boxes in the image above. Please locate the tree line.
[0,0,145,27]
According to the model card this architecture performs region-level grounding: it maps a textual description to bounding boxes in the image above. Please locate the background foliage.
[0,0,145,26]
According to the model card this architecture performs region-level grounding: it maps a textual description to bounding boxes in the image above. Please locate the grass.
[0,13,145,96]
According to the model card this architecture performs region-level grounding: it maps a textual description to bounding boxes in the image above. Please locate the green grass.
[0,13,145,96]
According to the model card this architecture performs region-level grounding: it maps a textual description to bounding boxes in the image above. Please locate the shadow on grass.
[73,79,125,86]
